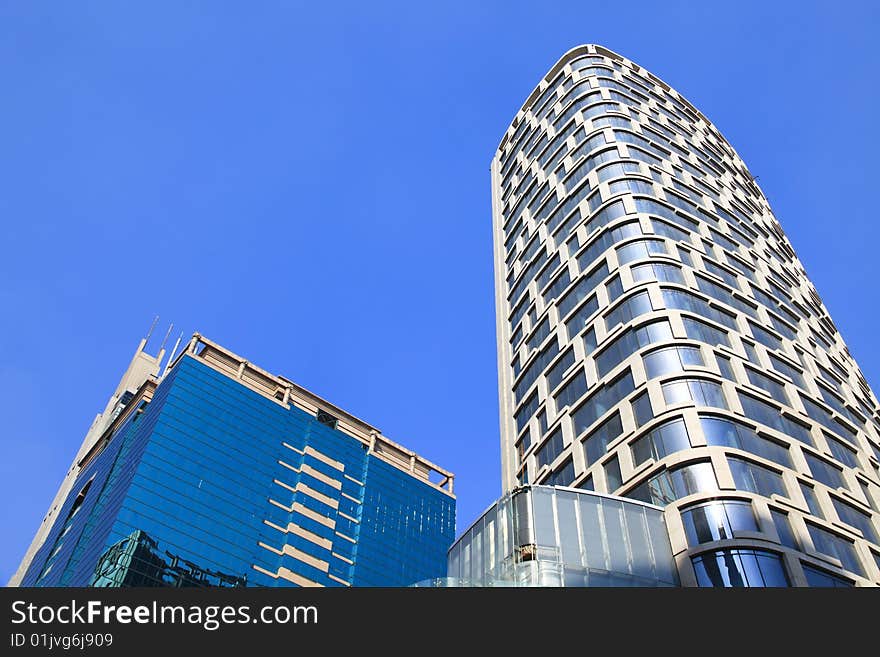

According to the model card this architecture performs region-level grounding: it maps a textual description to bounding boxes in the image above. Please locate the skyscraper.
[11,333,455,587]
[491,44,880,586]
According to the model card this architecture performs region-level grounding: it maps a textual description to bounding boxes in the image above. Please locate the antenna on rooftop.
[162,332,185,379]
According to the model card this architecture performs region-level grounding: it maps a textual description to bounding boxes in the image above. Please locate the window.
[631,262,684,284]
[616,238,668,264]
[564,295,600,339]
[681,500,758,547]
[558,262,608,318]
[643,345,704,379]
[728,456,787,498]
[554,371,588,411]
[604,290,654,330]
[806,523,864,576]
[631,417,691,466]
[692,549,789,587]
[800,394,858,443]
[802,565,853,588]
[515,392,539,434]
[544,459,575,487]
[545,347,575,393]
[626,460,718,506]
[769,353,806,389]
[536,426,565,469]
[662,378,727,409]
[805,452,846,490]
[748,321,783,352]
[682,316,730,347]
[800,482,824,519]
[744,366,789,403]
[514,339,559,403]
[716,354,735,381]
[631,391,653,428]
[604,455,623,492]
[701,416,793,469]
[582,411,623,465]
[605,274,624,302]
[662,289,737,330]
[738,392,814,446]
[770,509,799,549]
[571,369,635,435]
[595,319,672,377]
[825,434,859,469]
[831,497,879,543]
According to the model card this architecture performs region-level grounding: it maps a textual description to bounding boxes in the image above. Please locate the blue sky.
[1,1,878,584]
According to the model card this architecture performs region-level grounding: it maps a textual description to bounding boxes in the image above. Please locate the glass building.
[491,44,880,586]
[444,485,677,587]
[12,333,455,587]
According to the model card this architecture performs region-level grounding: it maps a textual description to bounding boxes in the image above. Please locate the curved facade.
[491,44,880,586]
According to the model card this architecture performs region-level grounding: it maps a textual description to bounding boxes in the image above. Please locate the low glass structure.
[445,485,677,586]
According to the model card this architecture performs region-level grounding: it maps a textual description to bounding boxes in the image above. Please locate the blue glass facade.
[22,353,455,587]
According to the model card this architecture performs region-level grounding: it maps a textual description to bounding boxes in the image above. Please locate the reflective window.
[770,509,799,549]
[700,416,793,469]
[692,549,789,587]
[806,522,864,576]
[662,379,727,409]
[802,564,853,587]
[631,261,684,284]
[800,482,824,519]
[595,319,672,377]
[643,345,704,379]
[536,426,565,469]
[831,497,879,543]
[626,461,718,506]
[582,411,623,465]
[604,455,623,492]
[681,500,758,546]
[631,418,690,466]
[825,434,859,469]
[616,238,669,264]
[631,391,653,428]
[738,392,814,446]
[546,347,575,395]
[682,316,730,347]
[604,290,654,330]
[728,456,787,498]
[744,366,789,403]
[804,452,846,490]
[662,289,738,330]
[571,369,635,435]
[564,294,600,339]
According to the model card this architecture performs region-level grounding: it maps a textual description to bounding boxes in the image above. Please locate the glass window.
[536,426,565,469]
[681,500,758,547]
[831,497,879,544]
[616,238,668,264]
[604,456,623,492]
[644,345,704,379]
[663,289,737,330]
[631,391,653,428]
[595,319,672,377]
[558,262,608,319]
[682,316,730,347]
[728,456,787,498]
[631,418,691,466]
[804,452,846,490]
[631,261,684,285]
[825,434,859,469]
[800,482,824,519]
[770,509,799,549]
[626,460,718,506]
[545,347,575,393]
[744,366,789,403]
[769,353,806,389]
[662,379,727,409]
[700,416,792,469]
[605,274,624,302]
[582,411,624,465]
[571,369,635,436]
[738,392,814,447]
[716,354,735,381]
[806,523,864,576]
[605,290,654,330]
[692,549,789,587]
[802,564,853,588]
